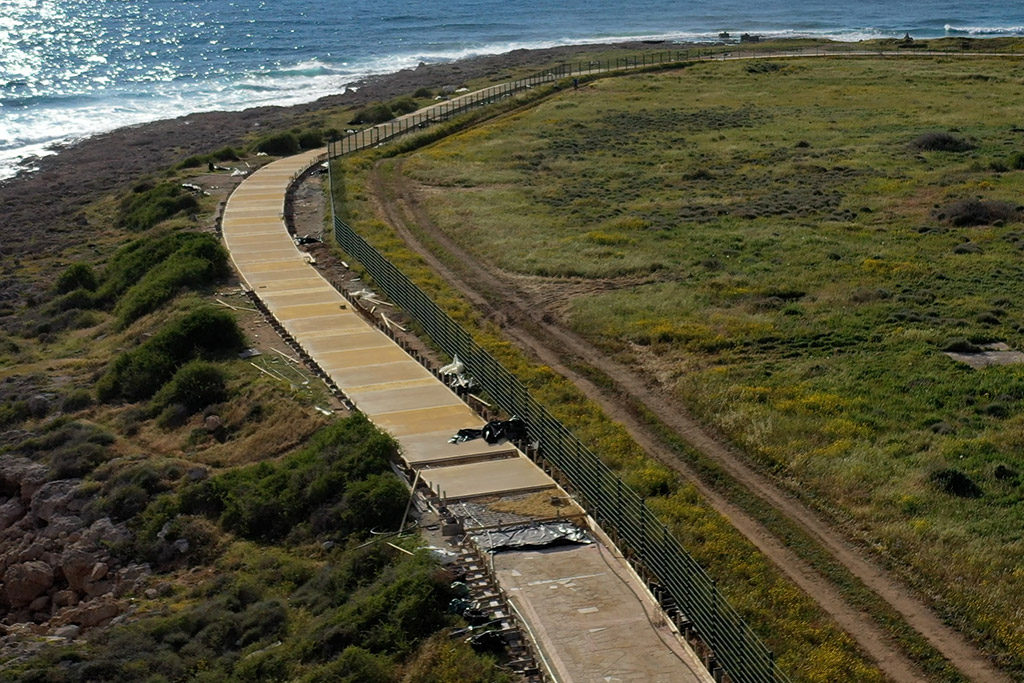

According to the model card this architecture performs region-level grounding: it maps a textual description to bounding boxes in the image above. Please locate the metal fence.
[326,43,1021,160]
[330,205,788,682]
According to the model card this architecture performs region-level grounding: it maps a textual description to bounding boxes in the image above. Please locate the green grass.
[373,55,1024,674]
[332,170,890,682]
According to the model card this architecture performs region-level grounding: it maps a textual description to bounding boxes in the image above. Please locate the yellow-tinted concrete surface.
[220,109,709,683]
[221,153,553,498]
[398,429,517,466]
[495,545,713,683]
[419,457,554,500]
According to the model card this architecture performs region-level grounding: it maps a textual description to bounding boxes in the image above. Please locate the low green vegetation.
[96,307,245,403]
[333,143,889,683]
[51,230,229,329]
[357,55,1024,674]
[253,127,329,156]
[117,180,200,231]
[3,417,510,683]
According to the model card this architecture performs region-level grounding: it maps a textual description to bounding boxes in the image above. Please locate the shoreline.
[0,40,661,257]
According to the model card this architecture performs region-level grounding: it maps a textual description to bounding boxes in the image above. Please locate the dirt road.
[362,161,1010,683]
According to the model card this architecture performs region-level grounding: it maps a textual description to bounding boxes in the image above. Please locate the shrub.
[350,103,394,125]
[154,361,228,413]
[177,155,205,169]
[911,131,974,152]
[56,263,98,294]
[413,87,434,99]
[96,308,244,402]
[930,468,983,498]
[933,199,1021,227]
[298,129,324,149]
[389,97,418,116]
[940,337,982,353]
[156,403,191,430]
[256,132,300,156]
[62,389,94,413]
[211,146,240,161]
[1009,152,1024,170]
[117,182,200,231]
[98,232,225,307]
[113,237,229,327]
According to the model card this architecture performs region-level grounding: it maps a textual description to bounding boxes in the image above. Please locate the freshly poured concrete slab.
[373,404,480,437]
[329,361,434,388]
[419,456,554,500]
[317,345,411,370]
[398,429,516,466]
[261,289,342,307]
[346,383,463,415]
[494,545,711,683]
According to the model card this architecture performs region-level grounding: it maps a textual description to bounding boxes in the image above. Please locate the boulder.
[54,624,80,639]
[61,548,100,593]
[30,480,82,523]
[27,595,48,612]
[53,590,79,608]
[74,598,121,628]
[3,561,54,608]
[0,497,24,531]
[82,518,131,547]
[39,515,86,539]
[0,457,47,502]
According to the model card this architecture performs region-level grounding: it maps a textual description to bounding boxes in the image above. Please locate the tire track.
[365,161,1010,683]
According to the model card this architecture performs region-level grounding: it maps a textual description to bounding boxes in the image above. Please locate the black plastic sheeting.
[449,417,528,444]
[470,522,591,552]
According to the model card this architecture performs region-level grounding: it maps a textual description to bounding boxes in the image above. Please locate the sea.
[2,0,1024,180]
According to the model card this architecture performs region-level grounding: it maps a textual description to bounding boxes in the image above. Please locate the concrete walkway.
[220,96,710,683]
[222,150,553,501]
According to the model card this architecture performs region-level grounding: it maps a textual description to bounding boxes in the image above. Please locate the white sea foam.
[943,24,1024,36]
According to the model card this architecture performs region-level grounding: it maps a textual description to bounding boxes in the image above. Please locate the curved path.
[354,56,1018,683]
[223,49,1017,683]
[220,146,711,683]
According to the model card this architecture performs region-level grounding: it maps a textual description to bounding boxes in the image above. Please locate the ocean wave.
[943,24,1024,36]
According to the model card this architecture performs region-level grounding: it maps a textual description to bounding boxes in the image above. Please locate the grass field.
[349,56,1024,674]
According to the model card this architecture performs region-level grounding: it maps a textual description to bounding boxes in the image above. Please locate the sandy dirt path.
[361,161,1010,683]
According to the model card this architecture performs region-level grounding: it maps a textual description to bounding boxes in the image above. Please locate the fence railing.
[329,202,788,681]
[314,42,1024,682]
[326,43,1021,160]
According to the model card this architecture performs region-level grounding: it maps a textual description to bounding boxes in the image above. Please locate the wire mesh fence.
[331,207,789,683]
[327,43,1021,161]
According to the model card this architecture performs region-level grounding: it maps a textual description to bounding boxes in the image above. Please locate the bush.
[298,129,324,149]
[177,415,398,542]
[1009,152,1024,170]
[930,468,983,498]
[62,389,94,413]
[256,132,300,156]
[96,307,244,402]
[211,146,240,161]
[390,97,418,116]
[350,103,394,125]
[97,232,224,307]
[154,361,228,414]
[56,263,98,294]
[911,131,974,152]
[0,400,29,427]
[413,87,434,99]
[53,288,98,311]
[117,182,200,231]
[113,235,229,327]
[933,199,1021,227]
